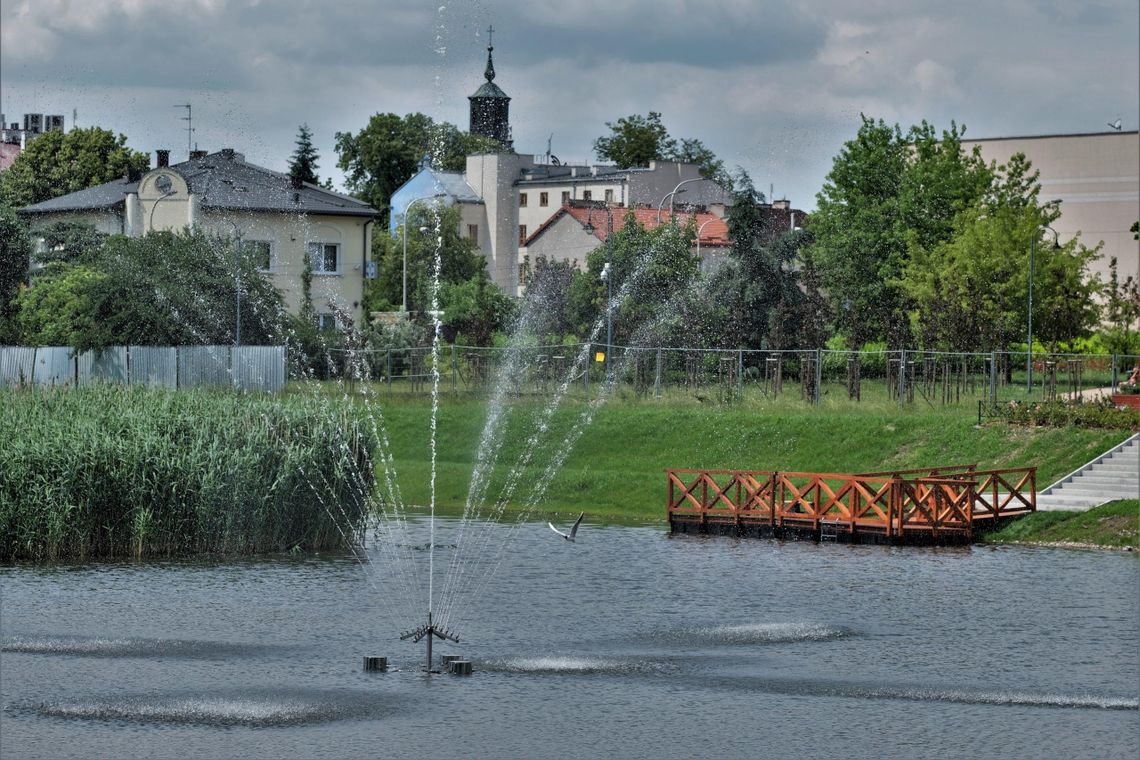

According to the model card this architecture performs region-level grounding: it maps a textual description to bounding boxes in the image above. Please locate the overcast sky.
[2,0,1137,210]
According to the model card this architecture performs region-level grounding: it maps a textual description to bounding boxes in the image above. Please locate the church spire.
[484,25,496,83]
[468,24,511,148]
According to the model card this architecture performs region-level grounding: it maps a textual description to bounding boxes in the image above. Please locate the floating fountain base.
[363,656,388,672]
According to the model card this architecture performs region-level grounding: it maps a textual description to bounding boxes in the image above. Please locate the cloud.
[0,0,1136,209]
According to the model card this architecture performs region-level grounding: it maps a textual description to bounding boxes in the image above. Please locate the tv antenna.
[174,104,194,159]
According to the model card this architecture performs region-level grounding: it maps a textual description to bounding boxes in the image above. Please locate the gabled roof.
[525,203,730,248]
[19,150,377,217]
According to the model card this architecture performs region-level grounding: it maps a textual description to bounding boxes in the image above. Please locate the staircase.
[1037,434,1140,511]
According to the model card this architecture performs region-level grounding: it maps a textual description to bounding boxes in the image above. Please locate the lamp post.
[695,218,716,272]
[1026,204,1063,393]
[582,204,615,378]
[657,177,703,224]
[400,194,449,313]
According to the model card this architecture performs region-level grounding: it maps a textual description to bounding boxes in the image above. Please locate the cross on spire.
[484,25,496,82]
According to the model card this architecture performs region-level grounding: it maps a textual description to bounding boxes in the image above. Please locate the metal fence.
[322,344,1140,406]
[0,345,285,392]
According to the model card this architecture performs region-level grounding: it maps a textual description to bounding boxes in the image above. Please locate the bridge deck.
[666,465,1035,545]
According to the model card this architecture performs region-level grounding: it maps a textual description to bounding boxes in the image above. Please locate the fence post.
[989,350,997,405]
[584,343,591,395]
[1111,354,1118,390]
[738,349,744,397]
[451,344,458,395]
[655,348,663,398]
[386,349,392,391]
[814,348,822,406]
[898,349,907,407]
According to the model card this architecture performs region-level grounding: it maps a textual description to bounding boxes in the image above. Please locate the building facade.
[961,130,1139,283]
[18,149,378,328]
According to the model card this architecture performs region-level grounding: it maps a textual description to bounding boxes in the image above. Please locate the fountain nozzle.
[400,612,459,673]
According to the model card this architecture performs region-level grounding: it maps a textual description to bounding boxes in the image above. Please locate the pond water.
[2,516,1137,760]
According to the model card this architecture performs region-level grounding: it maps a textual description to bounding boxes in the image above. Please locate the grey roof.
[470,81,509,100]
[426,169,484,203]
[20,151,378,218]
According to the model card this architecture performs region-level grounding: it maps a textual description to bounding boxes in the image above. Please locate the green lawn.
[345,388,1130,521]
[981,500,1139,550]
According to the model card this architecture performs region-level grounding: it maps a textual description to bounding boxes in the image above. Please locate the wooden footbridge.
[666,465,1036,545]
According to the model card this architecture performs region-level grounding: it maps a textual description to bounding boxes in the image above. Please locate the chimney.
[221,148,235,160]
[290,174,304,190]
[190,150,207,160]
[127,165,143,183]
[156,149,170,168]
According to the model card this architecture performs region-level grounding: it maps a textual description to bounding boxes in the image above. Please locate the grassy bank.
[358,391,1130,521]
[0,386,378,561]
[981,501,1139,550]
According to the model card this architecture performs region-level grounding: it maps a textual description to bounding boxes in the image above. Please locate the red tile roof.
[528,203,730,248]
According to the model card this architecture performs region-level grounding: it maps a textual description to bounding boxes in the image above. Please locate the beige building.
[19,149,378,329]
[961,130,1139,283]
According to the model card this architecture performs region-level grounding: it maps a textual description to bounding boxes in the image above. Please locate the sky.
[1,0,1137,210]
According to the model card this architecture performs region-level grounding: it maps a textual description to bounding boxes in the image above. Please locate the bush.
[986,397,1139,429]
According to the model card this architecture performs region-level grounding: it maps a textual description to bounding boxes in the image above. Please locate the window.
[583,190,592,201]
[314,313,337,332]
[307,242,339,274]
[539,192,549,207]
[518,224,528,244]
[468,224,479,240]
[240,240,272,271]
[519,192,528,207]
[561,191,570,205]
[604,189,614,204]
[519,262,528,285]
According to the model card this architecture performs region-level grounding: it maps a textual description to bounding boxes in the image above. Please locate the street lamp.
[1027,201,1063,393]
[695,217,716,272]
[657,177,703,223]
[582,204,615,378]
[400,194,450,313]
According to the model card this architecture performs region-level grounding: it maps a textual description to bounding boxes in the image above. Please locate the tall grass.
[0,385,379,561]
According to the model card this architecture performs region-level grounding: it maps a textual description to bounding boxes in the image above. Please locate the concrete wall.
[962,131,1140,284]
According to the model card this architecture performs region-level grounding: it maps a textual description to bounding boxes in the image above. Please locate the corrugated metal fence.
[0,346,285,392]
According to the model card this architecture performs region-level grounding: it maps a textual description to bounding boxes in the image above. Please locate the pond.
[2,516,1137,760]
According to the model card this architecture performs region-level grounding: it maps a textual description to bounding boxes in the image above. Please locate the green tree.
[0,127,150,208]
[335,113,505,225]
[288,124,321,186]
[810,116,993,348]
[902,157,1100,352]
[0,202,33,342]
[565,209,700,346]
[365,205,511,345]
[698,173,809,349]
[593,112,726,182]
[13,230,287,351]
[594,112,677,169]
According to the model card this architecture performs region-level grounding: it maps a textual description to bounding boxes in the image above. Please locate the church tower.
[468,27,511,148]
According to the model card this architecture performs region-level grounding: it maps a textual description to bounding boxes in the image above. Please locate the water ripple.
[2,634,276,659]
[481,655,673,675]
[656,621,851,646]
[24,689,388,727]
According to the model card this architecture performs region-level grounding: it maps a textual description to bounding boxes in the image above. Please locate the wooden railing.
[666,465,1035,541]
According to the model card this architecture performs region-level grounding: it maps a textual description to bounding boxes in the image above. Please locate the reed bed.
[0,385,379,561]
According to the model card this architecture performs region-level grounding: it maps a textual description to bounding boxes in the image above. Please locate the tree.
[13,230,288,351]
[592,112,727,183]
[335,113,505,225]
[901,156,1100,352]
[364,205,511,345]
[0,202,32,342]
[288,124,321,185]
[700,173,807,349]
[1102,257,1140,355]
[810,116,993,348]
[593,112,676,169]
[0,127,150,208]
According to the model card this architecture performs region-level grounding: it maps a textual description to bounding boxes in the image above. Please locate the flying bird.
[549,513,585,542]
[1108,117,1122,131]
